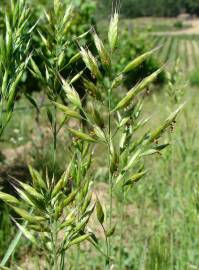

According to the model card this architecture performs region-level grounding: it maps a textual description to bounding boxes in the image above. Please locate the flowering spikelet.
[108,11,119,52]
[93,30,110,69]
[80,47,102,79]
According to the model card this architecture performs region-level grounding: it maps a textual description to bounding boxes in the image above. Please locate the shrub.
[190,67,199,86]
[173,21,183,29]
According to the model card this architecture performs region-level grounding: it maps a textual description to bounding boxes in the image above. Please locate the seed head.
[108,11,119,52]
[93,31,110,69]
[80,47,102,80]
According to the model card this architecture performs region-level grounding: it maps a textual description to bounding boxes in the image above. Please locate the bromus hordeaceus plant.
[0,151,95,270]
[0,4,186,269]
[54,10,185,268]
[1,2,98,268]
[28,0,94,174]
[29,1,75,172]
[0,2,33,266]
[0,0,32,137]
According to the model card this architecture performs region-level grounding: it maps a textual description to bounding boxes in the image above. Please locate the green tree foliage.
[98,0,199,18]
[185,0,199,15]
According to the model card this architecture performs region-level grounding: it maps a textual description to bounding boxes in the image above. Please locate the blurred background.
[0,0,199,269]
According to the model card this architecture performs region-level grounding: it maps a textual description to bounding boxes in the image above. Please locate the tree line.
[98,0,199,18]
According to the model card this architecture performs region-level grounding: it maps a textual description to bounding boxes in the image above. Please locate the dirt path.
[153,19,199,36]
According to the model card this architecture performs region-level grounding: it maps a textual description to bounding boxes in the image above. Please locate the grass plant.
[0,2,188,269]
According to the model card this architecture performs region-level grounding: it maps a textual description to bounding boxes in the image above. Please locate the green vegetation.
[149,34,199,74]
[98,0,199,18]
[190,67,199,85]
[0,0,199,269]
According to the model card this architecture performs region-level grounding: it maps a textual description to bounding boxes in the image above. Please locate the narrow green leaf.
[47,108,53,126]
[96,197,104,224]
[14,220,37,246]
[0,209,33,266]
[25,94,39,113]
